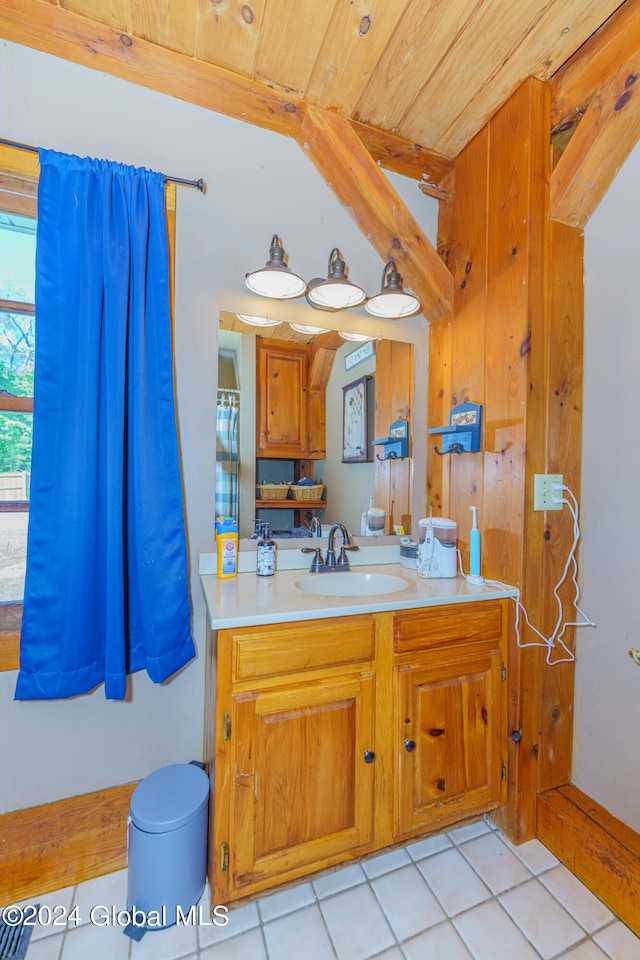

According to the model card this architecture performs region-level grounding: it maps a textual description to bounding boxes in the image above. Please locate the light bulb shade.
[338,331,374,341]
[236,314,281,327]
[365,260,421,318]
[307,248,366,310]
[245,234,306,299]
[289,323,327,335]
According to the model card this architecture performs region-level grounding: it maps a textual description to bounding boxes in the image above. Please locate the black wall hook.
[434,443,464,456]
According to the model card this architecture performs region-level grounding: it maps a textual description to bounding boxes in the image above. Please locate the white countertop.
[200,549,515,629]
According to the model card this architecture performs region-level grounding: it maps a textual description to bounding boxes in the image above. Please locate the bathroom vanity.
[201,560,510,904]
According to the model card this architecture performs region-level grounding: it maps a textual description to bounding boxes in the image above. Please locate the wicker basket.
[256,483,290,500]
[289,484,325,501]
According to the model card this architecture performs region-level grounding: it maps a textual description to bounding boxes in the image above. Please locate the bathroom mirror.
[216,311,428,540]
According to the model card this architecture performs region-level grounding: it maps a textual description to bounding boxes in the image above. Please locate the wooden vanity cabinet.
[210,615,378,903]
[393,602,508,838]
[208,599,508,903]
[256,340,310,457]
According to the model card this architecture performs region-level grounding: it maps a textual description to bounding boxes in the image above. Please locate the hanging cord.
[458,483,595,665]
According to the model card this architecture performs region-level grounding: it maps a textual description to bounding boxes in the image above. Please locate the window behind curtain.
[0,184,36,603]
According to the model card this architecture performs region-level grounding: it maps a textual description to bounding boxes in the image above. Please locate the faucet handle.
[301,546,325,572]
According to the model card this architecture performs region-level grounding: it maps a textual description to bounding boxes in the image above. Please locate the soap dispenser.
[257,522,276,577]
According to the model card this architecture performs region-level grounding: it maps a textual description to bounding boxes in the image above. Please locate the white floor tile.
[539,865,614,933]
[15,885,76,942]
[198,901,260,948]
[200,926,267,959]
[361,846,411,879]
[373,949,405,960]
[558,943,611,960]
[20,932,64,960]
[416,847,491,917]
[129,916,198,960]
[406,833,453,861]
[499,878,583,959]
[457,831,532,894]
[319,883,395,960]
[72,869,128,927]
[594,920,640,960]
[453,900,541,960]
[447,820,492,845]
[61,919,131,960]
[370,863,445,940]
[403,921,474,960]
[500,836,560,874]
[263,904,335,960]
[257,881,315,922]
[313,862,366,899]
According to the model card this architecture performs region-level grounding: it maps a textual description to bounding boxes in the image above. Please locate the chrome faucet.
[302,522,359,572]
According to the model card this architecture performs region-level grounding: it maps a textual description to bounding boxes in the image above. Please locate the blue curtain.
[15,150,195,700]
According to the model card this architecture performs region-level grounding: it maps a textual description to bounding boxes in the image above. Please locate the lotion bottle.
[257,522,276,577]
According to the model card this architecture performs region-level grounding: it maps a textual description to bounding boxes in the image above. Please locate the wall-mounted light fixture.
[245,235,306,299]
[236,314,281,327]
[306,248,366,311]
[246,237,421,319]
[365,260,421,319]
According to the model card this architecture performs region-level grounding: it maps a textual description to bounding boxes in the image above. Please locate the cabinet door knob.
[363,750,376,764]
[404,739,416,752]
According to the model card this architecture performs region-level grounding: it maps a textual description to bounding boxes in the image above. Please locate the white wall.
[575,141,640,832]
[0,40,437,813]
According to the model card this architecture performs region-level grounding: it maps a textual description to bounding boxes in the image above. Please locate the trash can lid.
[130,763,209,834]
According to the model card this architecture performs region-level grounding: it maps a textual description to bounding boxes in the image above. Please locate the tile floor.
[13,818,640,960]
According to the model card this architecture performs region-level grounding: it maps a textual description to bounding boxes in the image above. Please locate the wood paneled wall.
[431,78,584,842]
[373,340,414,534]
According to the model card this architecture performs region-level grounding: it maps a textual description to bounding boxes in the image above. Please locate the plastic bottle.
[256,522,276,577]
[216,516,239,579]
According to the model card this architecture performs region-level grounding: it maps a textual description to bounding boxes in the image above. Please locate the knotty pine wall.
[431,77,585,843]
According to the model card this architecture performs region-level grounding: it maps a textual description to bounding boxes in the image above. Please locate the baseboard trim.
[537,784,640,938]
[0,782,138,904]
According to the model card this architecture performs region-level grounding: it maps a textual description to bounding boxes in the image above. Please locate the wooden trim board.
[0,782,137,904]
[537,785,640,938]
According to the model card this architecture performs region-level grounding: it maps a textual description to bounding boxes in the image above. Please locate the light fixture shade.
[236,314,281,327]
[245,235,306,299]
[338,331,374,341]
[365,260,421,318]
[289,323,326,335]
[307,248,366,310]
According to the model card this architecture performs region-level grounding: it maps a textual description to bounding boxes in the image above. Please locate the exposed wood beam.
[551,47,640,227]
[551,0,640,129]
[349,120,454,190]
[298,107,453,323]
[0,0,452,189]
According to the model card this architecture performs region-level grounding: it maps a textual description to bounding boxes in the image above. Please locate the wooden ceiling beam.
[0,0,452,189]
[298,107,453,323]
[551,45,640,227]
[551,0,640,129]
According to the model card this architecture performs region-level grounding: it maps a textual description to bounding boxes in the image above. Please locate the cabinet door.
[396,640,505,836]
[256,341,309,456]
[227,672,376,898]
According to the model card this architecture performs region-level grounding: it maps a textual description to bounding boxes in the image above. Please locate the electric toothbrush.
[467,505,485,585]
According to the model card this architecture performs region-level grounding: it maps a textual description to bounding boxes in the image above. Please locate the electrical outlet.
[534,473,563,511]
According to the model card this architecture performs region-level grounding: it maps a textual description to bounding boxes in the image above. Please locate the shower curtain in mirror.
[15,149,195,701]
[215,391,239,521]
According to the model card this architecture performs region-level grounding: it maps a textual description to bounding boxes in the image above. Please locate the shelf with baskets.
[255,461,326,529]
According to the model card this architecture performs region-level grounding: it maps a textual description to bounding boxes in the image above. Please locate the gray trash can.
[127,763,209,929]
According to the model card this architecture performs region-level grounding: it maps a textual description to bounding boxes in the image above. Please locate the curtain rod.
[0,136,205,192]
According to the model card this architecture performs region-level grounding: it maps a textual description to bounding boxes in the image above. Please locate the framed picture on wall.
[342,375,372,463]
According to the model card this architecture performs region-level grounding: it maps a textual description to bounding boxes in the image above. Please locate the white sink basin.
[295,572,409,597]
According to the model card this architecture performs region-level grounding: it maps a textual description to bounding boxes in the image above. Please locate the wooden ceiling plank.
[196,0,266,76]
[304,0,411,115]
[63,0,198,57]
[431,0,626,157]
[298,107,453,322]
[551,0,640,128]
[0,0,305,139]
[353,0,482,138]
[551,51,640,227]
[349,119,454,187]
[252,0,335,99]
